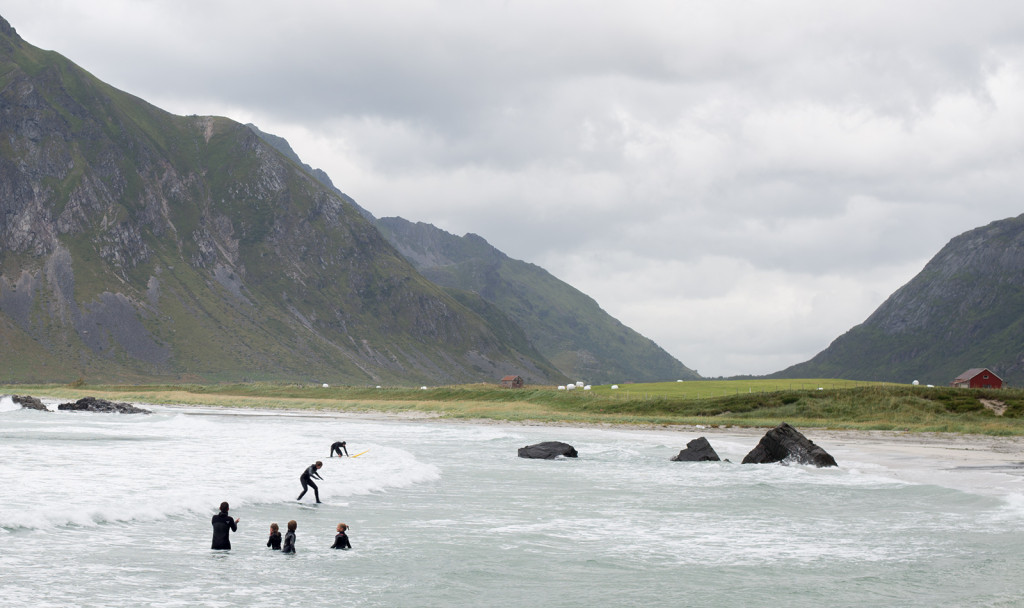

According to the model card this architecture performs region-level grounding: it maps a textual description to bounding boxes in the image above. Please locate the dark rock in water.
[13,394,48,411]
[57,397,151,414]
[670,436,721,461]
[517,441,578,459]
[742,422,837,467]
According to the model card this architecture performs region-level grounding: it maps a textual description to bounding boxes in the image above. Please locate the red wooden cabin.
[950,368,1003,389]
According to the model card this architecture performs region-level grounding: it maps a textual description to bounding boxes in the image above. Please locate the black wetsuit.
[267,531,282,550]
[297,464,323,502]
[330,441,349,457]
[211,511,237,550]
[282,530,296,553]
[331,531,351,550]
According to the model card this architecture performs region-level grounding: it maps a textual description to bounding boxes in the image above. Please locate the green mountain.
[373,218,699,384]
[772,214,1024,386]
[246,129,699,384]
[0,16,563,385]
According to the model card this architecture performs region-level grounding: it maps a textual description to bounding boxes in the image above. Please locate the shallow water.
[1,397,1023,607]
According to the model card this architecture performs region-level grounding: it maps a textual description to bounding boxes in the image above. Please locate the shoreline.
[9,392,1024,470]
[160,401,1024,468]
[167,402,1024,496]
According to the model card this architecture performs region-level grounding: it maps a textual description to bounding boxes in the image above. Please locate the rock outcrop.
[517,441,578,459]
[742,423,837,467]
[56,397,151,414]
[670,437,721,461]
[13,394,47,410]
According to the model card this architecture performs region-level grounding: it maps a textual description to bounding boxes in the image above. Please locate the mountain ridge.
[374,217,699,383]
[0,14,563,385]
[772,214,1024,386]
[247,127,699,384]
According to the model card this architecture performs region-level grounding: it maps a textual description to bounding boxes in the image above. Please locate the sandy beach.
[337,412,1024,496]
[125,399,1024,468]
[413,413,1024,466]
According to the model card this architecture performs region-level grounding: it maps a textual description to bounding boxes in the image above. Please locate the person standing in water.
[267,523,282,550]
[282,520,297,554]
[297,461,324,503]
[330,441,349,457]
[211,502,239,550]
[331,523,351,550]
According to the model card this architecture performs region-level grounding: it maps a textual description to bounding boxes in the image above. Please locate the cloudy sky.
[6,1,1024,377]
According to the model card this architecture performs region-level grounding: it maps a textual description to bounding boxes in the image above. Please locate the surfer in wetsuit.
[297,461,324,503]
[330,441,349,457]
[211,502,239,550]
[267,523,282,550]
[331,523,351,550]
[282,520,297,554]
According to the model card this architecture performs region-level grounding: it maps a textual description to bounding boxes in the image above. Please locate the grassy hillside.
[774,214,1024,385]
[9,379,1024,435]
[250,114,696,386]
[375,218,699,384]
[0,18,565,386]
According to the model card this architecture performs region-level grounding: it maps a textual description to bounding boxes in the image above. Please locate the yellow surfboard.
[351,449,370,458]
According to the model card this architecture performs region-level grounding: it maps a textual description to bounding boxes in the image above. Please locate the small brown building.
[951,368,1003,389]
[500,375,524,389]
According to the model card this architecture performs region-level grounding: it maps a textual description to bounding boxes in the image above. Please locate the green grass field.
[585,378,894,399]
[5,379,1023,435]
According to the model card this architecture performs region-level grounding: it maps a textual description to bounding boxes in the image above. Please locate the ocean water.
[1,396,1023,607]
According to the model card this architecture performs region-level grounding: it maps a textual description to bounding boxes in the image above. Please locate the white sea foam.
[0,409,440,530]
[3,407,1024,607]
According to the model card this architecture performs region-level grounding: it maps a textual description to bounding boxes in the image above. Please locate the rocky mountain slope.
[0,15,562,385]
[374,218,699,383]
[772,214,1024,386]
[246,126,698,384]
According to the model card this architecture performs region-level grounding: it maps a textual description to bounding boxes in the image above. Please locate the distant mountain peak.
[249,125,698,383]
[772,213,1024,385]
[0,15,20,40]
[374,216,699,383]
[0,21,564,384]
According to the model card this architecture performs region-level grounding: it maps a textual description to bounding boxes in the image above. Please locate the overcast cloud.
[5,1,1024,377]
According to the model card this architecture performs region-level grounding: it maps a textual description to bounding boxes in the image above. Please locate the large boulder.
[13,395,48,411]
[742,422,837,467]
[670,437,721,461]
[57,397,151,414]
[518,441,578,459]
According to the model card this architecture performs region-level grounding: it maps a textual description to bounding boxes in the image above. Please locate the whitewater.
[1,395,1023,607]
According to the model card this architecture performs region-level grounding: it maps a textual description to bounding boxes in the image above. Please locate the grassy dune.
[5,379,1024,435]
